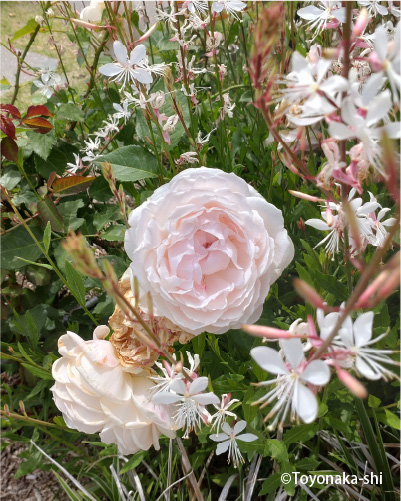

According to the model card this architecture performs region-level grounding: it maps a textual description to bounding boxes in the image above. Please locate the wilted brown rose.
[109,270,193,373]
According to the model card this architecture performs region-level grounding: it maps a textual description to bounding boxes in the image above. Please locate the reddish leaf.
[47,171,57,190]
[0,115,16,139]
[0,103,21,119]
[1,136,18,162]
[26,105,52,118]
[52,175,96,196]
[23,117,53,134]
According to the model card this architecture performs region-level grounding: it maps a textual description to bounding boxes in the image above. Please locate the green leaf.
[53,471,86,501]
[95,145,158,182]
[65,260,86,305]
[37,197,65,232]
[27,130,56,160]
[0,166,21,190]
[89,176,111,202]
[43,221,51,252]
[283,424,318,445]
[315,270,348,301]
[384,409,401,430]
[58,200,85,231]
[11,18,38,41]
[120,450,147,474]
[52,176,95,196]
[259,473,282,495]
[34,148,68,177]
[21,363,53,380]
[368,394,381,409]
[56,103,85,122]
[14,451,43,479]
[264,439,288,463]
[100,224,125,241]
[1,224,43,269]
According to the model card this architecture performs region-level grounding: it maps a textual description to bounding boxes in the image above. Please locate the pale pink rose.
[124,167,294,335]
[51,328,175,455]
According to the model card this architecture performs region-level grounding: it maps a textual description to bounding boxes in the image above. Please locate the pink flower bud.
[242,324,293,339]
[352,8,368,39]
[293,279,326,309]
[368,52,384,72]
[337,369,367,399]
[288,190,320,203]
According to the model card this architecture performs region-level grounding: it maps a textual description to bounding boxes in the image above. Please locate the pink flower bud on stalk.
[293,279,338,312]
[4,404,10,417]
[325,206,334,228]
[352,8,368,40]
[355,252,400,308]
[134,23,158,44]
[70,18,103,31]
[337,367,367,399]
[242,324,293,339]
[19,400,27,416]
[62,231,103,279]
[288,190,322,203]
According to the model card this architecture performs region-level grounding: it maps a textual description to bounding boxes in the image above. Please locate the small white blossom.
[66,153,84,174]
[112,101,131,123]
[297,1,346,40]
[209,393,239,435]
[251,338,331,429]
[210,421,257,468]
[357,0,388,17]
[153,377,219,438]
[211,0,247,21]
[99,41,152,89]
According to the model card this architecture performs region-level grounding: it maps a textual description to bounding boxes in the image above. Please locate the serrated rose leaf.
[52,176,96,196]
[23,117,53,134]
[0,115,16,139]
[26,105,52,118]
[0,104,21,119]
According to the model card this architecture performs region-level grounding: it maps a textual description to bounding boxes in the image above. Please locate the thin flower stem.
[0,409,76,432]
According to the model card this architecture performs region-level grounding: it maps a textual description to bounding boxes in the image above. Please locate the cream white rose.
[124,167,294,335]
[51,326,175,455]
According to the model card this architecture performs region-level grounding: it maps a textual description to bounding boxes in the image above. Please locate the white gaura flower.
[297,1,346,40]
[184,0,208,16]
[112,100,131,123]
[209,393,239,435]
[33,74,56,99]
[153,377,219,438]
[150,352,200,395]
[210,421,257,468]
[368,206,396,247]
[211,0,247,21]
[317,309,399,381]
[328,90,401,173]
[305,189,380,258]
[220,92,236,120]
[369,23,400,104]
[80,0,105,23]
[251,338,331,429]
[51,327,175,455]
[99,41,152,88]
[66,153,84,174]
[124,167,294,335]
[357,0,388,17]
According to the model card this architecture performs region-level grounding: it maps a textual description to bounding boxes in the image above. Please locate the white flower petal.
[282,338,304,370]
[353,311,374,347]
[294,382,318,423]
[251,346,289,375]
[236,433,258,443]
[233,420,247,435]
[189,376,209,395]
[130,44,147,66]
[301,360,331,386]
[113,41,128,64]
[99,63,121,77]
[216,441,230,455]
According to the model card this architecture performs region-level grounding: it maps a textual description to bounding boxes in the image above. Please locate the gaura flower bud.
[337,368,367,399]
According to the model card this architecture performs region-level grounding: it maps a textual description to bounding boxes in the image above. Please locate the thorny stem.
[310,212,400,361]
